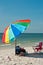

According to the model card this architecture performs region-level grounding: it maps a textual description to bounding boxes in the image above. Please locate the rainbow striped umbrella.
[2,19,31,44]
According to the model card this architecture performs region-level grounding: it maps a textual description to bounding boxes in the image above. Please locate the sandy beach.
[0,46,43,65]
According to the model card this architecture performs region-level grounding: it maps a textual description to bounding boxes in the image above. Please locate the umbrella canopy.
[2,19,31,44]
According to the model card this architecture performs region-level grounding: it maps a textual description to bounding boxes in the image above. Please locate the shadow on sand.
[24,52,43,58]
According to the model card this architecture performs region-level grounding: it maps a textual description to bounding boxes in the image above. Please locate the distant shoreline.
[0,33,43,34]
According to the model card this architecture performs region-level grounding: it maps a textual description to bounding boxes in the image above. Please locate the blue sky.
[0,0,43,33]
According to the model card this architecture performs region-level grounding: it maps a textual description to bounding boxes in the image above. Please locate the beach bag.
[15,46,21,54]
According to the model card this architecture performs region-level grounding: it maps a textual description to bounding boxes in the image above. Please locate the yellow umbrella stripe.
[5,27,9,43]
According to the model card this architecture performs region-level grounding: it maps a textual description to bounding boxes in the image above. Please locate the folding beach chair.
[33,42,43,52]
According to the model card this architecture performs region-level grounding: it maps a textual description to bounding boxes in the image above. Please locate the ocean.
[0,33,43,47]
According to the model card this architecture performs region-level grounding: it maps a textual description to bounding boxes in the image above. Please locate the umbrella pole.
[15,39,16,55]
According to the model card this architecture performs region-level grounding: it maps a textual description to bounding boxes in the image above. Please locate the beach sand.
[0,46,43,65]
